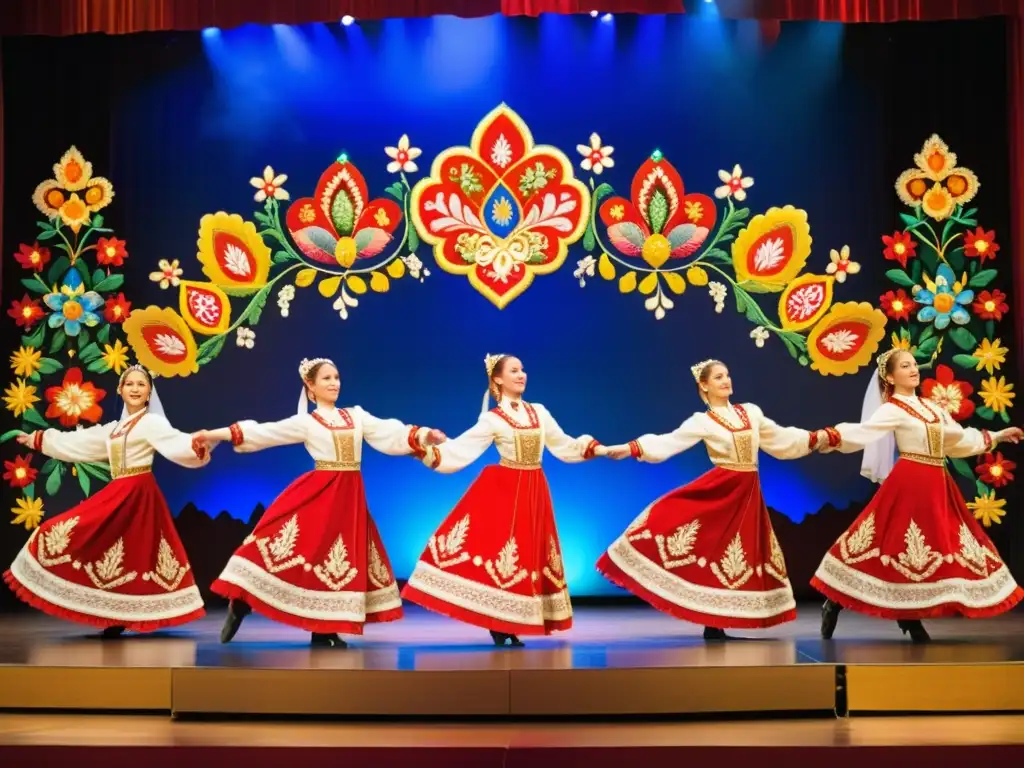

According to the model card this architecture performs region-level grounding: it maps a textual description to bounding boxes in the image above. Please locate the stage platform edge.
[0,662,1021,716]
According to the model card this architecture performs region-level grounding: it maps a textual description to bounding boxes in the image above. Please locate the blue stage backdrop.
[0,12,1015,598]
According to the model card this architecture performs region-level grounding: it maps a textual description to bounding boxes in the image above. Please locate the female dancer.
[4,365,209,636]
[597,359,826,640]
[813,348,1023,642]
[401,354,602,647]
[195,358,445,648]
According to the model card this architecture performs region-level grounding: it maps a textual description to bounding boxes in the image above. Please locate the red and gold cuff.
[583,439,601,460]
[229,423,244,447]
[629,440,644,459]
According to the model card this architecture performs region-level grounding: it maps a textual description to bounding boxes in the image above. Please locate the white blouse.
[420,399,597,473]
[629,402,814,469]
[36,410,210,477]
[829,394,1008,461]
[230,406,429,468]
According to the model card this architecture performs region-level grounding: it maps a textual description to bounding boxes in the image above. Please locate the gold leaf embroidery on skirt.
[710,532,754,590]
[625,507,652,542]
[486,536,529,590]
[543,536,566,589]
[839,511,881,565]
[144,536,190,591]
[37,516,80,568]
[85,537,138,590]
[256,514,306,573]
[654,520,699,569]
[883,519,945,582]
[764,528,789,584]
[953,522,1002,577]
[313,534,358,591]
[429,514,471,569]
[368,540,393,589]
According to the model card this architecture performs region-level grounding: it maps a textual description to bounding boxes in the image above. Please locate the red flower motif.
[921,364,974,421]
[104,292,132,324]
[14,242,51,272]
[45,367,106,428]
[963,227,999,264]
[2,455,37,489]
[7,295,45,328]
[976,452,1015,488]
[972,289,1009,321]
[881,231,917,269]
[879,288,915,322]
[96,236,128,266]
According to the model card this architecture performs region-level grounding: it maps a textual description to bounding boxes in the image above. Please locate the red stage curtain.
[0,0,683,36]
[716,0,1021,21]
[1011,7,1024,384]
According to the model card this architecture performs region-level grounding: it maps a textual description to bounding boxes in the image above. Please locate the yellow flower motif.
[3,379,40,417]
[979,376,1015,413]
[890,332,911,351]
[53,146,92,190]
[59,193,91,234]
[806,302,887,376]
[10,346,41,378]
[490,198,513,227]
[150,258,184,290]
[83,176,115,213]
[101,340,130,375]
[683,200,705,223]
[196,212,272,292]
[609,204,625,221]
[374,207,392,227]
[825,245,860,283]
[974,338,1008,376]
[686,267,709,287]
[123,307,199,379]
[731,206,812,289]
[10,496,44,530]
[920,183,954,221]
[967,490,1006,528]
[895,134,978,218]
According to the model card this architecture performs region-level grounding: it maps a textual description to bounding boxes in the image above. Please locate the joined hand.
[426,429,447,446]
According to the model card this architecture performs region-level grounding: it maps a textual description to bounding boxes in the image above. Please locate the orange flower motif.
[895,135,978,221]
[3,455,37,489]
[411,104,590,309]
[963,227,999,265]
[44,367,106,428]
[14,243,51,272]
[976,452,1015,488]
[96,236,129,266]
[921,364,974,421]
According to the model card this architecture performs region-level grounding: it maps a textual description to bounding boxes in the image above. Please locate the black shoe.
[703,626,728,642]
[100,626,126,639]
[310,632,347,648]
[897,619,930,643]
[821,599,842,639]
[220,599,251,644]
[489,630,526,647]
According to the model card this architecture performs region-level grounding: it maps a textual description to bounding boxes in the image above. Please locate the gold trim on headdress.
[690,359,716,383]
[299,357,334,380]
[117,364,152,389]
[484,353,509,378]
[875,349,899,380]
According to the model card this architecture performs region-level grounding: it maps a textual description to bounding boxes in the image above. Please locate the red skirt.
[597,466,796,629]
[211,469,402,634]
[811,458,1024,620]
[401,464,572,636]
[3,472,205,631]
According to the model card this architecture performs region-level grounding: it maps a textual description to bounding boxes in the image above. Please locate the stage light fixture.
[590,10,599,17]
[601,13,613,22]
[341,15,355,26]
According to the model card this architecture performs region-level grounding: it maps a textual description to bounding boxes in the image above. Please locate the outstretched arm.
[199,414,308,454]
[144,415,211,468]
[941,409,1023,458]
[18,423,113,464]
[537,404,600,464]
[752,404,821,460]
[354,406,445,457]
[421,416,494,474]
[606,413,707,463]
[818,404,902,454]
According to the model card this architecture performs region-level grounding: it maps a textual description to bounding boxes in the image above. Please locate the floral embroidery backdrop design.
[3,148,134,533]
[878,135,1015,529]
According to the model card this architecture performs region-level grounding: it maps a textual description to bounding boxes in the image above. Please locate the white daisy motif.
[149,259,183,290]
[490,134,513,169]
[236,327,256,349]
[577,133,615,175]
[714,165,754,201]
[385,135,422,174]
[401,254,430,283]
[750,326,770,348]
[708,281,728,313]
[277,284,295,318]
[825,245,860,283]
[574,256,596,287]
[250,166,289,203]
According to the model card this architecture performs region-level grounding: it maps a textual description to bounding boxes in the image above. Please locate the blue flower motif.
[43,268,104,337]
[914,263,973,330]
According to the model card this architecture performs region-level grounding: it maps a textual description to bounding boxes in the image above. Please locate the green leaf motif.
[37,229,58,241]
[330,189,356,237]
[407,224,420,254]
[79,462,111,482]
[918,325,936,345]
[951,354,979,370]
[916,336,939,356]
[93,268,106,286]
[23,483,35,501]
[92,214,105,229]
[48,255,71,285]
[582,223,596,254]
[41,458,57,474]
[948,327,978,352]
[74,259,91,289]
[648,189,669,235]
[78,328,91,348]
[76,464,91,497]
[968,269,998,289]
[0,429,24,443]
[36,357,64,375]
[734,290,748,314]
[45,463,64,496]
[20,278,49,295]
[78,342,103,363]
[593,183,614,203]
[976,480,990,498]
[976,406,996,421]
[93,274,125,292]
[196,334,227,367]
[253,211,273,227]
[885,269,915,288]
[241,283,273,326]
[1000,409,1011,424]
[22,323,47,348]
[985,319,995,339]
[910,259,922,284]
[779,335,800,360]
[97,324,112,345]
[898,212,919,228]
[49,330,66,356]
[22,408,49,431]
[949,457,975,481]
[86,359,111,374]
[272,250,294,264]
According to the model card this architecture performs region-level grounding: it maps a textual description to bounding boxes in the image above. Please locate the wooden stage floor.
[1,604,1023,717]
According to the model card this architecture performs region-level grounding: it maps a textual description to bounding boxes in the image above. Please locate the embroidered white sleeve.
[535,403,596,464]
[353,406,428,456]
[750,404,815,460]
[232,415,308,453]
[831,404,903,454]
[39,423,114,464]
[422,415,494,474]
[144,414,211,468]
[634,413,707,463]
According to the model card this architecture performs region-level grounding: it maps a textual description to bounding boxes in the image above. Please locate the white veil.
[859,370,896,484]
[297,387,310,417]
